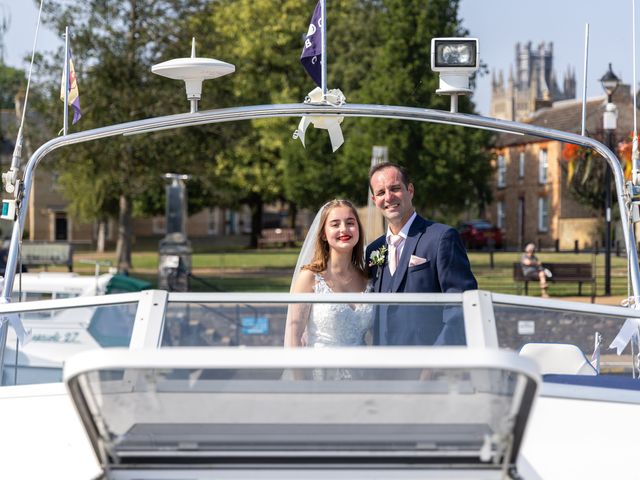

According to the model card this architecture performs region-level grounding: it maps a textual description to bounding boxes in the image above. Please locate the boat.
[0,8,639,480]
[1,271,151,385]
[7,270,151,301]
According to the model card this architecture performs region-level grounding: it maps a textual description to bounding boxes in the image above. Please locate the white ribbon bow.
[609,317,640,355]
[293,87,346,152]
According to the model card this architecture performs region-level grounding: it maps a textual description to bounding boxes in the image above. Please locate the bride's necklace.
[325,267,363,292]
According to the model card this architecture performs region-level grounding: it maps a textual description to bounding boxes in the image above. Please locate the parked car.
[458,220,503,249]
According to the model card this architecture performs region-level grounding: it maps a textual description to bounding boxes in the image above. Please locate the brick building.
[487,86,636,250]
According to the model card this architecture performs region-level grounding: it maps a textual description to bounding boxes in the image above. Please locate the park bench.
[19,242,73,271]
[513,262,595,303]
[257,228,296,248]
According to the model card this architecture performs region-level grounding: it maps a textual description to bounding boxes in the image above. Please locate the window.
[497,155,506,188]
[51,172,60,191]
[207,208,217,235]
[538,197,549,232]
[538,149,548,184]
[518,152,525,178]
[54,212,68,241]
[497,201,505,229]
[152,217,166,235]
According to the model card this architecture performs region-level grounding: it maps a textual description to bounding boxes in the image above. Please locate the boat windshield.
[161,294,465,348]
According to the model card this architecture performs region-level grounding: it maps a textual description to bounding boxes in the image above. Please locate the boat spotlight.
[430,38,479,112]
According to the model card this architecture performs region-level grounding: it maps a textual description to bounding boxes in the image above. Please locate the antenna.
[1,0,44,196]
[633,0,639,184]
[62,26,70,136]
[151,38,235,113]
[581,24,589,137]
[320,0,327,97]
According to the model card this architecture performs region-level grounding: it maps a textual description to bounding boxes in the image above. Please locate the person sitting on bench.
[521,243,549,298]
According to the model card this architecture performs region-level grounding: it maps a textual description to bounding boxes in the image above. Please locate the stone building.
[487,85,636,251]
[491,42,576,121]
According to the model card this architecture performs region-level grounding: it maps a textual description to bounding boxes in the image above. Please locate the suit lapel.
[391,216,426,292]
[374,265,384,292]
[369,238,387,292]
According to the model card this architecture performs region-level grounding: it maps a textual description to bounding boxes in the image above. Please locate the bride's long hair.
[303,199,368,277]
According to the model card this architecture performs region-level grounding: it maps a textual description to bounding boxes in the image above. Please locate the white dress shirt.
[386,211,417,262]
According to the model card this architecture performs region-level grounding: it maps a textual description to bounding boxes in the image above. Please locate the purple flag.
[60,46,82,124]
[300,0,322,87]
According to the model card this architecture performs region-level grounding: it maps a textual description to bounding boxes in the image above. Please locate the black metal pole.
[604,129,614,296]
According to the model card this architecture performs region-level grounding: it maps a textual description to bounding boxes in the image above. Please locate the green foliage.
[195,0,312,213]
[194,0,496,217]
[29,0,494,258]
[0,63,25,109]
[334,0,494,219]
[33,0,221,267]
[563,147,606,216]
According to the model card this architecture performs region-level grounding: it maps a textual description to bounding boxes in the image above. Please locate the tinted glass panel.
[162,302,466,347]
[2,302,138,385]
[493,303,635,373]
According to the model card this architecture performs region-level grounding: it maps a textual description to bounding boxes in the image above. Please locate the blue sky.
[459,0,639,115]
[4,0,640,116]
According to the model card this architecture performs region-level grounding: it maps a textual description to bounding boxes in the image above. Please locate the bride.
[284,199,373,366]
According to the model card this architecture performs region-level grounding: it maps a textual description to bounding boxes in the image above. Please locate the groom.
[366,162,477,346]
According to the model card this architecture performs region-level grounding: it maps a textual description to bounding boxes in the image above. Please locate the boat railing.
[3,103,639,304]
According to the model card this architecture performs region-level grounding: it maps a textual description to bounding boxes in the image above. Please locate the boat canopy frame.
[1,102,638,370]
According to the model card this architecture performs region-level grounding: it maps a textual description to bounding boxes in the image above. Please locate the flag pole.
[63,26,69,136]
[320,0,327,97]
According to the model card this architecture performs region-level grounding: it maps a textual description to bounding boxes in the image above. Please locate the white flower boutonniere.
[369,245,387,268]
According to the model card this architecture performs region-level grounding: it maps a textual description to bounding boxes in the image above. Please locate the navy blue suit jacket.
[366,215,477,345]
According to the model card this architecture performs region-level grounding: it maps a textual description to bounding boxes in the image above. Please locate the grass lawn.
[69,248,632,296]
[73,250,300,271]
[467,251,630,297]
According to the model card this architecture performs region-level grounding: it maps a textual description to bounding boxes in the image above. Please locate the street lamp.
[600,63,620,296]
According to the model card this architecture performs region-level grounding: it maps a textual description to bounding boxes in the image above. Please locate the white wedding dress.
[305,273,374,380]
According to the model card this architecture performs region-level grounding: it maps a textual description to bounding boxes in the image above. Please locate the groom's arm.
[436,227,477,293]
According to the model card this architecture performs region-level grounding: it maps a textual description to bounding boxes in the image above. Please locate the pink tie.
[388,234,403,275]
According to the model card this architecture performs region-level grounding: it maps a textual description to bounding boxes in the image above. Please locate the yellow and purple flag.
[60,46,81,124]
[300,0,322,86]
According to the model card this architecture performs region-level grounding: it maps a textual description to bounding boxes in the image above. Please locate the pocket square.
[409,255,427,267]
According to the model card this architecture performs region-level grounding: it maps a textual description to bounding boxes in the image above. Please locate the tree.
[199,0,410,238]
[34,0,218,271]
[0,63,26,161]
[0,63,25,109]
[338,0,493,219]
[283,0,494,219]
[32,0,494,262]
[561,139,622,224]
[194,0,330,245]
